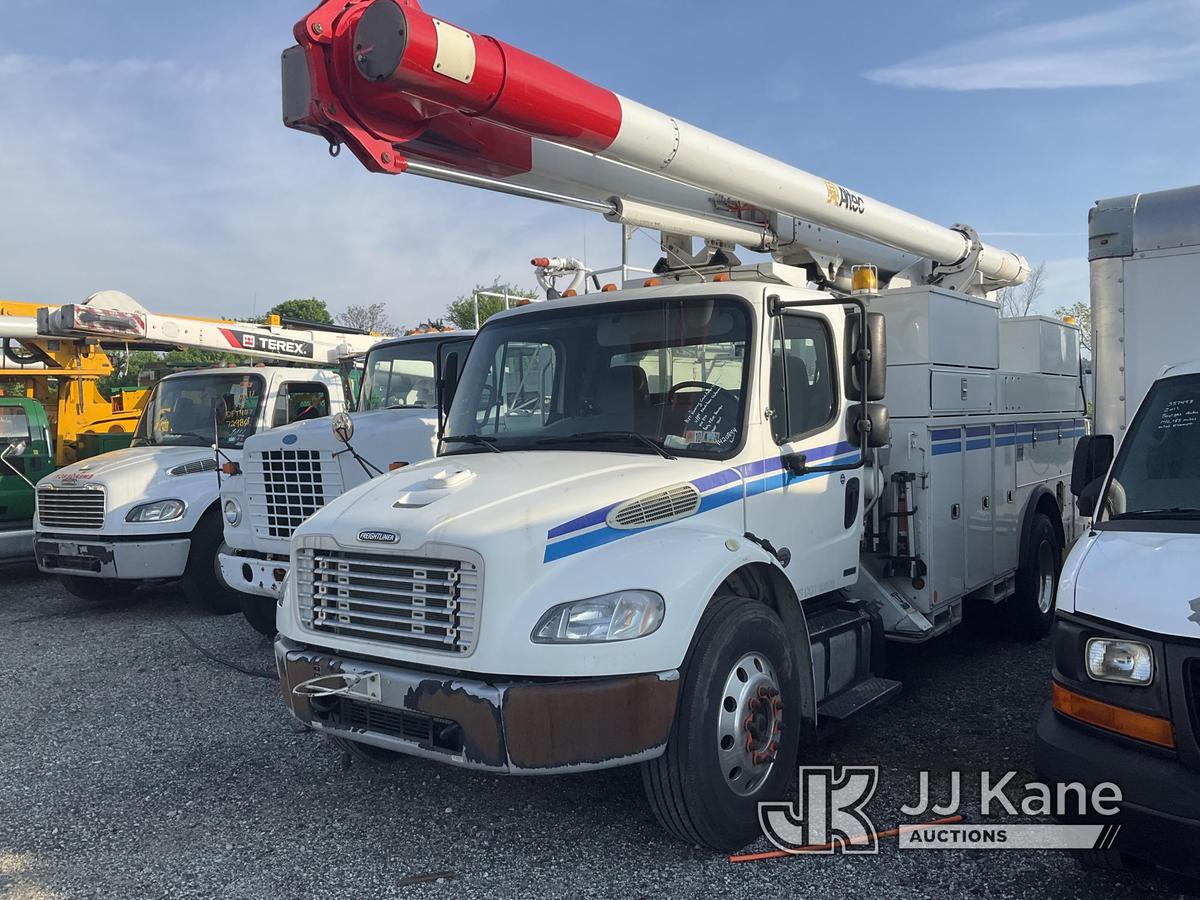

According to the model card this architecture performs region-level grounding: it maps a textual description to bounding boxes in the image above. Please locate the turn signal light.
[643,278,662,287]
[851,265,879,296]
[602,283,618,292]
[713,273,731,283]
[1052,682,1174,748]
[563,289,578,297]
[221,461,242,476]
[389,461,409,471]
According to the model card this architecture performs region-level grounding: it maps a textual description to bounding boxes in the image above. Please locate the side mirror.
[854,403,891,449]
[1077,476,1105,518]
[845,312,887,402]
[3,440,27,457]
[331,411,354,445]
[1071,434,1113,497]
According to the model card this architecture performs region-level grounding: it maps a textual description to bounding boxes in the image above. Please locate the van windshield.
[1103,373,1200,520]
[132,373,265,450]
[443,297,751,459]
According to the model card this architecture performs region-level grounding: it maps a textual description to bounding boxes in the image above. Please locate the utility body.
[219,330,473,633]
[1036,184,1200,877]
[272,0,1083,849]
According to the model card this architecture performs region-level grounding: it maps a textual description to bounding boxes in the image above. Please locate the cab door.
[744,309,860,599]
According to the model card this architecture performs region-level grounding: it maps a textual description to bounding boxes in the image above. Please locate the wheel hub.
[717,652,783,797]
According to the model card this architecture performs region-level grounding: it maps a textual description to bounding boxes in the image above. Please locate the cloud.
[866,1,1200,90]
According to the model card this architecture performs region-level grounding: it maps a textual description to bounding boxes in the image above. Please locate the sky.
[1,0,1197,327]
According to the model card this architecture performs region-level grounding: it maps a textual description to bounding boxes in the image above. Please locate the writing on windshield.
[133,373,265,450]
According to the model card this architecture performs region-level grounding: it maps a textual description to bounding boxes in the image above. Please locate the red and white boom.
[283,0,1029,292]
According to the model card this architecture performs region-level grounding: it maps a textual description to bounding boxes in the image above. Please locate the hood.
[296,450,733,556]
[42,445,217,487]
[1071,528,1200,640]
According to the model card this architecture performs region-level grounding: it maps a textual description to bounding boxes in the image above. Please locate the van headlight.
[223,499,241,526]
[532,590,665,644]
[126,499,186,523]
[1086,638,1154,685]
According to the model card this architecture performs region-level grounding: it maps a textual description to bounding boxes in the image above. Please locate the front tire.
[642,594,802,851]
[59,574,137,603]
[180,510,241,615]
[240,593,278,637]
[1008,512,1062,639]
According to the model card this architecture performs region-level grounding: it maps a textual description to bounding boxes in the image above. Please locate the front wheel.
[180,511,241,615]
[59,574,137,603]
[240,593,278,637]
[642,594,802,851]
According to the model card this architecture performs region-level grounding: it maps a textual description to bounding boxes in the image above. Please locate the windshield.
[360,341,441,411]
[443,297,751,458]
[132,373,265,450]
[1103,373,1200,519]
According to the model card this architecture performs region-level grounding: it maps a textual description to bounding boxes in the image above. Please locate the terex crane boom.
[283,0,1029,294]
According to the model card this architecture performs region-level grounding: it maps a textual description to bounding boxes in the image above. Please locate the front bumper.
[34,533,191,580]
[217,548,287,599]
[1035,703,1200,875]
[275,637,680,773]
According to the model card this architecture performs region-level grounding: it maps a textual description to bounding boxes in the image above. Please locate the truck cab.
[34,366,346,611]
[0,398,55,559]
[218,331,473,633]
[271,267,1081,850]
[1036,363,1200,876]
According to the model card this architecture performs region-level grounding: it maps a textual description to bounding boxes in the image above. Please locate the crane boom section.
[285,0,1028,289]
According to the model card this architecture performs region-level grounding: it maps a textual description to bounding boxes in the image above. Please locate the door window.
[769,314,837,443]
[273,383,331,427]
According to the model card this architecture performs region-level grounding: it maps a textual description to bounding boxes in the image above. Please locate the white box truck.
[1036,184,1200,877]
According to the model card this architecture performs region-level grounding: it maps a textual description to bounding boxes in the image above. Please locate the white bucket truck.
[1036,184,1200,877]
[272,0,1083,849]
[32,291,378,611]
[219,330,473,633]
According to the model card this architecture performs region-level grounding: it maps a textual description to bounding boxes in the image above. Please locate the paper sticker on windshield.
[218,328,314,360]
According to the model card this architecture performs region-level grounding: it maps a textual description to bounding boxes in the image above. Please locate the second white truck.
[218,330,473,633]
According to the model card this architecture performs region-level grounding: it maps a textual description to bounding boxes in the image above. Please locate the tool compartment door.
[928,427,965,602]
[963,426,995,590]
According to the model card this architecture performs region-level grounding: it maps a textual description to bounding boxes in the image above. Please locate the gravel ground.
[1,564,1196,900]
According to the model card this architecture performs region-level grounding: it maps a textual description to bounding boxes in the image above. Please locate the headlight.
[1086,638,1154,685]
[532,590,665,644]
[125,499,186,523]
[223,499,241,526]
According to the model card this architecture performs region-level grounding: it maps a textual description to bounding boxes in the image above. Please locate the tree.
[446,281,538,330]
[337,302,396,335]
[268,297,333,325]
[1053,300,1092,352]
[996,261,1046,318]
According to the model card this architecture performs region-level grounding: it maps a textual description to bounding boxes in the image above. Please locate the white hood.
[1069,528,1200,640]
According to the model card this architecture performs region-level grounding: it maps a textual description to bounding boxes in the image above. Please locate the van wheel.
[641,594,801,851]
[1008,513,1061,639]
[181,511,241,615]
[240,594,278,637]
[60,575,137,603]
[327,735,404,764]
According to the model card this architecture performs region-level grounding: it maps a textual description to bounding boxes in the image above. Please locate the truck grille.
[246,449,343,541]
[296,548,480,654]
[36,486,106,530]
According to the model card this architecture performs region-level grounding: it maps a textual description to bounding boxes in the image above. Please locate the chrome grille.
[296,548,480,654]
[37,486,106,530]
[246,449,343,541]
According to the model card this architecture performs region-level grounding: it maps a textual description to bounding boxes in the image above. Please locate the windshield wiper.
[442,434,502,454]
[1111,507,1200,520]
[536,431,675,460]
